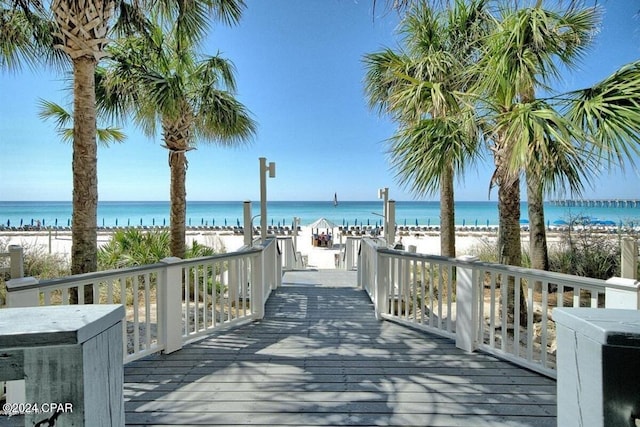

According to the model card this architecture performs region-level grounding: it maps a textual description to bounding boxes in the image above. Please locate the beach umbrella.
[115,218,118,226]
[127,218,130,226]
[475,219,478,227]
[415,218,418,226]
[404,219,407,226]
[237,218,241,227]
[140,218,143,226]
[55,218,58,226]
[201,218,204,225]
[427,218,430,226]
[368,218,371,226]
[462,219,465,226]
[153,218,156,226]
[212,219,215,226]
[601,220,616,226]
[6,220,9,227]
[102,218,105,227]
[163,218,165,226]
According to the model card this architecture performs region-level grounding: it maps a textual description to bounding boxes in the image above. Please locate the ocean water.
[2,200,640,229]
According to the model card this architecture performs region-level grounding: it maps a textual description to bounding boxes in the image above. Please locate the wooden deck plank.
[124,269,556,426]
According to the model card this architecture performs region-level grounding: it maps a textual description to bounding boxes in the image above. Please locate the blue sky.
[1,0,639,202]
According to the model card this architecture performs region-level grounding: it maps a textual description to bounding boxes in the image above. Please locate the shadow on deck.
[124,269,556,426]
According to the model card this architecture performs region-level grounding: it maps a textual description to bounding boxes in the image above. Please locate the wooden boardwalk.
[124,270,556,426]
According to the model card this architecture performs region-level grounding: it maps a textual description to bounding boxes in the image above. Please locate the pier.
[549,199,640,208]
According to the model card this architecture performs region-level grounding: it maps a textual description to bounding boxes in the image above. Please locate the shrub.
[98,228,225,270]
[548,229,621,280]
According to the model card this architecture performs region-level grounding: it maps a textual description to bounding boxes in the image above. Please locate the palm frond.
[565,60,640,170]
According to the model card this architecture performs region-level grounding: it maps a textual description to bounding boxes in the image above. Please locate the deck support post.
[252,250,265,320]
[0,305,126,426]
[8,245,24,279]
[375,254,389,319]
[160,257,184,354]
[555,308,640,427]
[5,276,40,404]
[620,237,638,280]
[455,255,480,352]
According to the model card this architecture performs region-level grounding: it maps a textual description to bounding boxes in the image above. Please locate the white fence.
[358,237,637,378]
[5,238,282,364]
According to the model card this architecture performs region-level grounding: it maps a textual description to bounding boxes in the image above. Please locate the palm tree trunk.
[169,150,187,258]
[498,176,527,326]
[71,56,98,304]
[498,177,522,267]
[440,164,455,258]
[526,171,549,271]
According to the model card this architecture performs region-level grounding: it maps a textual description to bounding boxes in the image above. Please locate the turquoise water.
[1,200,640,228]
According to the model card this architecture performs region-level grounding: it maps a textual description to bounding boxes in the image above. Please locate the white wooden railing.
[5,237,282,364]
[358,237,638,378]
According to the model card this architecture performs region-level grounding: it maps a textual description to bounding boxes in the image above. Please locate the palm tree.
[100,21,256,258]
[496,100,598,270]
[475,2,600,270]
[3,0,245,288]
[364,0,487,257]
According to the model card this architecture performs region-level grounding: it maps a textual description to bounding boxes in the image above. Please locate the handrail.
[5,239,280,364]
[359,237,631,378]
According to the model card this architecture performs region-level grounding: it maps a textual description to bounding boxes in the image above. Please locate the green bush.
[466,230,626,280]
[98,228,225,270]
[548,230,621,280]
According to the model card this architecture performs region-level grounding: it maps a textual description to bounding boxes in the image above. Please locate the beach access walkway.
[124,269,556,426]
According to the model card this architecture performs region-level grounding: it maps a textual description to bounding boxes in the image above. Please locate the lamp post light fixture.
[259,157,276,243]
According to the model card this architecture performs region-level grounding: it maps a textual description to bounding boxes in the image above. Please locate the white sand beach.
[0,225,513,270]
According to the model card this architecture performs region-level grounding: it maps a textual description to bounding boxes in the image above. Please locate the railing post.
[375,252,389,319]
[5,276,39,405]
[251,251,264,320]
[621,237,638,280]
[604,277,640,309]
[8,245,24,279]
[159,257,183,354]
[554,308,640,426]
[455,255,480,352]
[346,238,355,270]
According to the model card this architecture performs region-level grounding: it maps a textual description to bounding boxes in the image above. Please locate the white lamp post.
[259,157,276,243]
[378,187,389,242]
